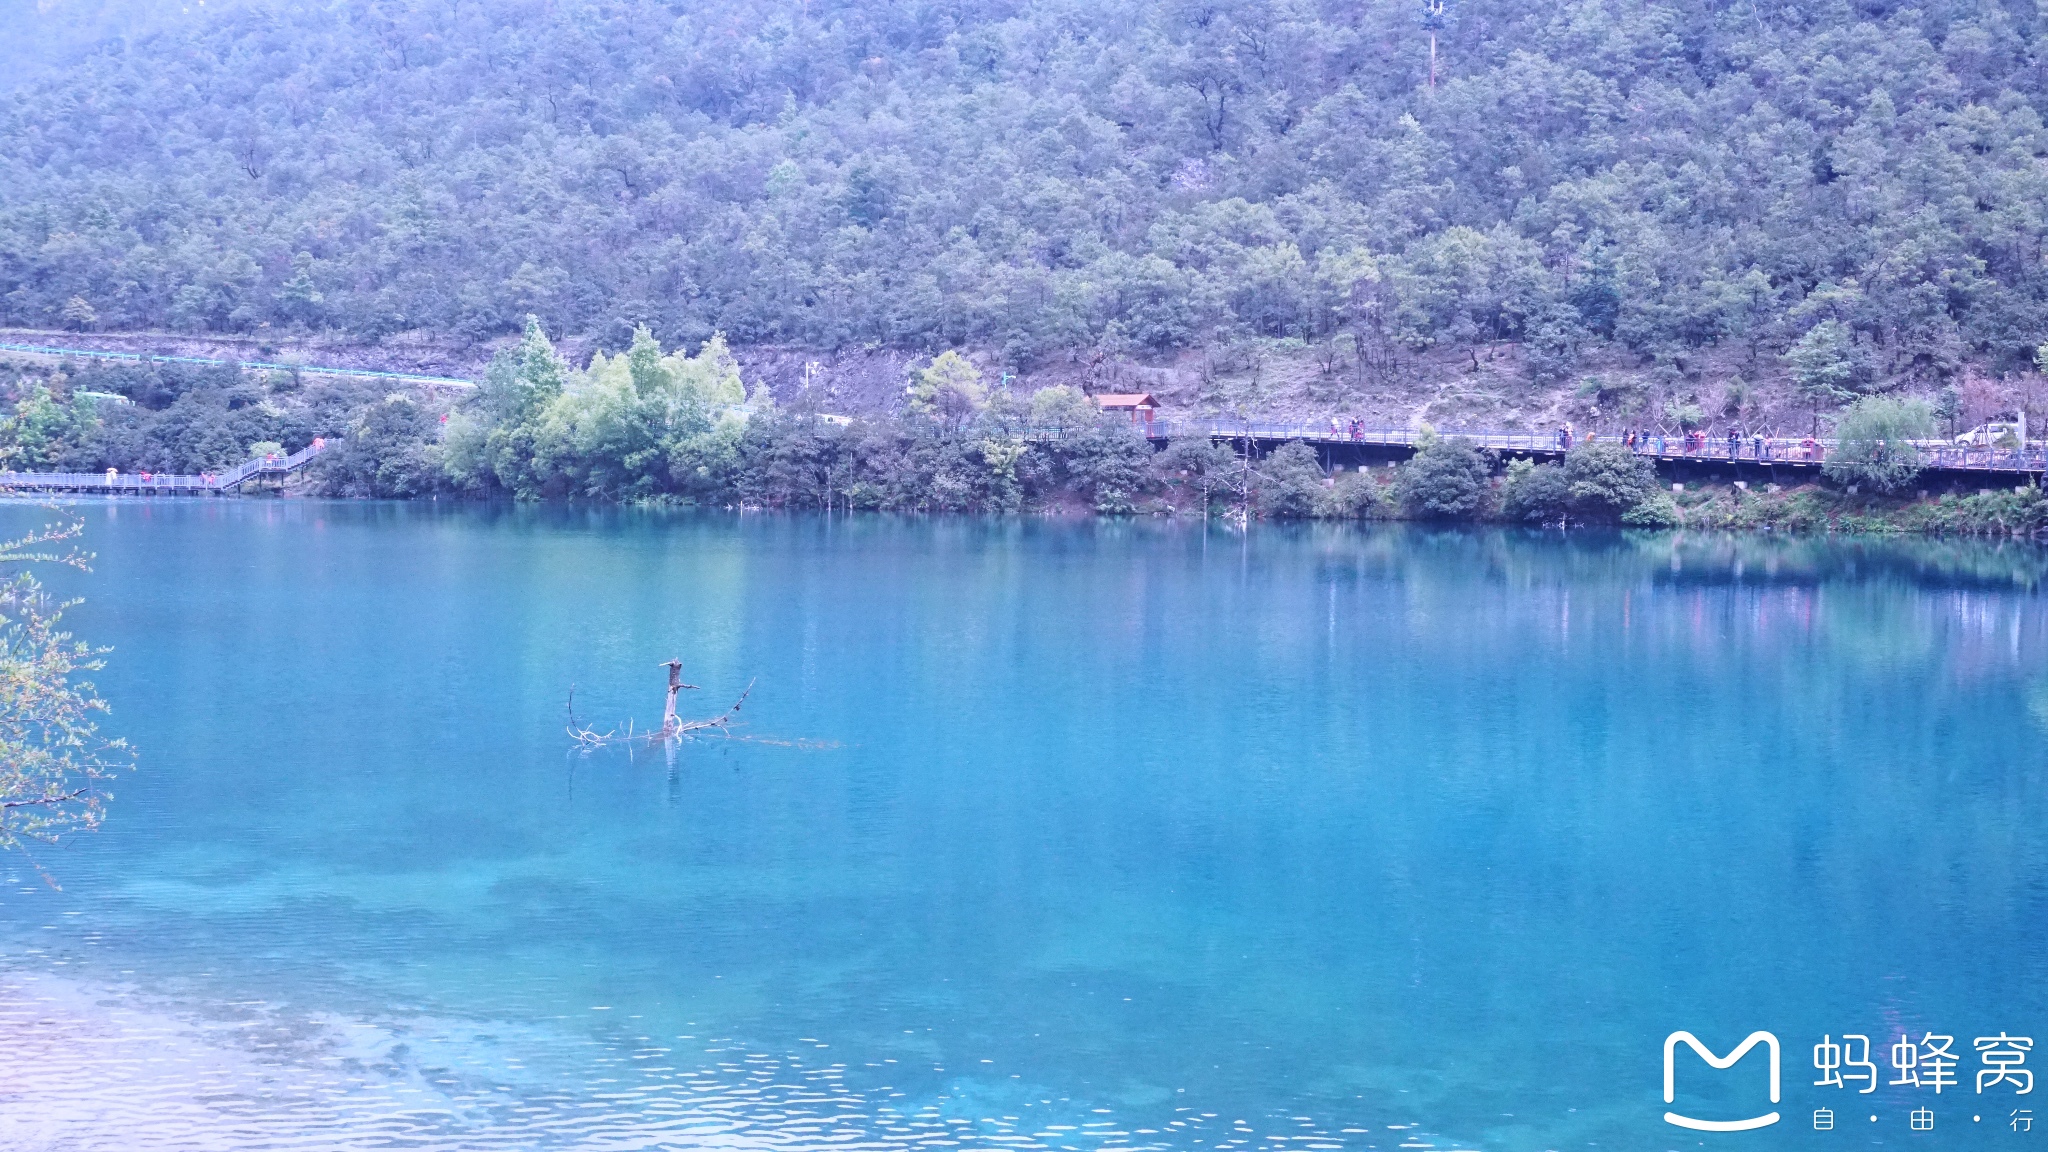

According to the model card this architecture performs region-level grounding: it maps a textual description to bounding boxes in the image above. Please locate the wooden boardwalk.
[1090,420,2048,480]
[0,440,334,496]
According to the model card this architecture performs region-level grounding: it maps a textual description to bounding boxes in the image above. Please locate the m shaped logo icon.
[1663,1031,1782,1132]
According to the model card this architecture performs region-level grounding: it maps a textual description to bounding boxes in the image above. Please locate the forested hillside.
[6,0,2048,400]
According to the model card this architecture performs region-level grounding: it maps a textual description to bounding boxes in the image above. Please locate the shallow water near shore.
[1,502,2045,1150]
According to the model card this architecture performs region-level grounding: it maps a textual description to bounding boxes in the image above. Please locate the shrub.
[905,351,986,430]
[1662,399,1705,430]
[314,395,442,497]
[1620,493,1681,527]
[1396,437,1491,519]
[1563,442,1660,520]
[1907,487,2048,535]
[1155,438,1240,511]
[1257,441,1324,519]
[1824,397,1935,494]
[1498,458,1572,523]
[1027,385,1098,434]
[738,409,846,509]
[1048,422,1153,512]
[1787,318,1873,405]
[1317,469,1391,519]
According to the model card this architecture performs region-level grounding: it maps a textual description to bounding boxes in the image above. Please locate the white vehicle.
[1955,414,2027,448]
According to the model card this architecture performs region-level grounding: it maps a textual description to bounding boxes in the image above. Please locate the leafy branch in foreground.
[0,515,133,868]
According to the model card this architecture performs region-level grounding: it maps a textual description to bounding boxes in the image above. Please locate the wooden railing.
[1035,420,2048,474]
[0,439,336,494]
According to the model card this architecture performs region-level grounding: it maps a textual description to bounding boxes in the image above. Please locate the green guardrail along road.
[0,341,476,388]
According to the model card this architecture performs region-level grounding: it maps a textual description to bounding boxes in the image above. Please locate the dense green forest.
[8,0,2048,390]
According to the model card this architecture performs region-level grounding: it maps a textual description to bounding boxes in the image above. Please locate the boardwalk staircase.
[214,440,330,491]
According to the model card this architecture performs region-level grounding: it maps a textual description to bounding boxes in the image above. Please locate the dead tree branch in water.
[658,658,699,736]
[566,659,753,748]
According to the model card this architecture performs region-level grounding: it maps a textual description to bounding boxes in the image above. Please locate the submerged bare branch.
[567,663,757,749]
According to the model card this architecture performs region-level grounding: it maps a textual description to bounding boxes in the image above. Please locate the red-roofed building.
[1095,392,1160,426]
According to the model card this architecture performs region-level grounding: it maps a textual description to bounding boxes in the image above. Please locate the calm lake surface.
[2,502,2045,1151]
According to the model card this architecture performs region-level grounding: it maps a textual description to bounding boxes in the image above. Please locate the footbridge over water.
[1078,421,2048,491]
[0,439,335,496]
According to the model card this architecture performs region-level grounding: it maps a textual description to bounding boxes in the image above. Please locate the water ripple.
[0,969,1409,1152]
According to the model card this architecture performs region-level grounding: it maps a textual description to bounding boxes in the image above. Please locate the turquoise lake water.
[1,502,2046,1151]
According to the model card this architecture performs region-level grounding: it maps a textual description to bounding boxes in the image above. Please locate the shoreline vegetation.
[2,320,2043,539]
